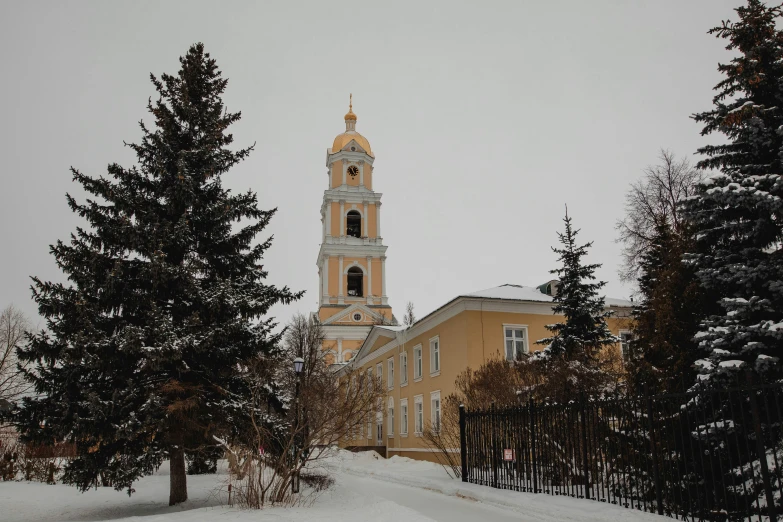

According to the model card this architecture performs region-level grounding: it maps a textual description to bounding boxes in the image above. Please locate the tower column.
[381,255,387,303]
[338,337,343,363]
[338,255,344,304]
[359,162,364,186]
[322,256,329,302]
[363,202,368,237]
[367,255,373,304]
[339,200,345,237]
[325,201,332,237]
[342,163,347,185]
[376,201,382,238]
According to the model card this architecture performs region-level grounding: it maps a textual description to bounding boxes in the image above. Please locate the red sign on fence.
[503,449,514,461]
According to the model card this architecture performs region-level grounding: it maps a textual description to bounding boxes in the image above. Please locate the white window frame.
[387,397,394,437]
[367,411,372,439]
[376,362,383,385]
[400,351,408,386]
[413,395,424,435]
[367,367,373,392]
[387,358,394,390]
[400,398,408,436]
[429,336,440,376]
[619,329,633,361]
[430,390,441,433]
[503,324,529,361]
[413,344,423,381]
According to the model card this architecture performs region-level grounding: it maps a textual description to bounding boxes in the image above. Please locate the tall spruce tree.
[536,210,617,366]
[627,218,708,392]
[683,0,783,386]
[15,43,301,504]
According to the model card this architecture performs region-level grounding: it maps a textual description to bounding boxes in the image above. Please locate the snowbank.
[334,450,662,522]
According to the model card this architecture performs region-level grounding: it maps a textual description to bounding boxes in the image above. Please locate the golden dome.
[332,131,373,157]
[331,94,373,157]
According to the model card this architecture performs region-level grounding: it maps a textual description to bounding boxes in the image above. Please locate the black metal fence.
[459,377,783,522]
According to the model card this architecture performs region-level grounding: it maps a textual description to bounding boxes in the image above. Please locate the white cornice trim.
[325,150,375,166]
[322,303,384,326]
[321,324,373,340]
[346,295,632,370]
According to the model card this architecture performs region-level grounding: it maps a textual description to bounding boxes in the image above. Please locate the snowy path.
[339,472,523,522]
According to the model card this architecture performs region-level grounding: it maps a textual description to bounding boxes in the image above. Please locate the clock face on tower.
[347,165,359,178]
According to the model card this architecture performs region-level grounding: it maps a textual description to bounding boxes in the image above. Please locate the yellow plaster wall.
[330,161,343,189]
[328,258,341,298]
[341,305,633,457]
[370,257,382,296]
[330,203,340,237]
[364,164,373,190]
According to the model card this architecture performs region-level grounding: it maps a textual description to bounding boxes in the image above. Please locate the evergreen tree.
[683,0,783,387]
[536,210,617,374]
[627,218,709,393]
[14,43,301,504]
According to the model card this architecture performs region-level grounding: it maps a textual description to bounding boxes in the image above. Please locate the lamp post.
[292,357,304,494]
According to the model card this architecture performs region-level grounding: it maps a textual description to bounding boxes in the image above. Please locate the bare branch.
[615,149,704,282]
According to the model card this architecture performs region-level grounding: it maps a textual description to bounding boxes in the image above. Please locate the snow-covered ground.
[1,450,664,522]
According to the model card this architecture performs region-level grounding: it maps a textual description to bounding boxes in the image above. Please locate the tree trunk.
[169,438,188,506]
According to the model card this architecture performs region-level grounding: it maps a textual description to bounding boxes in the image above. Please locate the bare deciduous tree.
[0,305,32,404]
[223,314,384,507]
[403,302,416,327]
[615,149,704,281]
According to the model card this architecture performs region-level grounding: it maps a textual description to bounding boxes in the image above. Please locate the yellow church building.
[313,100,633,461]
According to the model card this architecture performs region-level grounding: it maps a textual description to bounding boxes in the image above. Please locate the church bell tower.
[315,96,394,364]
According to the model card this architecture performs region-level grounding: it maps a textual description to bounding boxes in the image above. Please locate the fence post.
[459,404,468,482]
[491,402,498,489]
[529,398,538,494]
[747,372,778,522]
[644,384,664,516]
[580,391,590,499]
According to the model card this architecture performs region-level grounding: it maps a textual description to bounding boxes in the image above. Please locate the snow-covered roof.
[463,284,554,302]
[462,284,632,308]
[375,325,408,332]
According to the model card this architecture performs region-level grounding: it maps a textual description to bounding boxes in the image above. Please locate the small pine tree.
[15,44,301,504]
[536,210,617,375]
[683,0,783,387]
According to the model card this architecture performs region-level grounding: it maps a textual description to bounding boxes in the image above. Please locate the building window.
[619,330,633,362]
[414,395,423,435]
[347,267,363,297]
[430,391,441,433]
[387,358,394,390]
[504,325,528,361]
[413,345,423,380]
[367,412,372,439]
[346,210,361,238]
[429,336,440,376]
[400,399,408,435]
[400,351,408,385]
[376,362,383,385]
[388,397,394,437]
[367,367,373,392]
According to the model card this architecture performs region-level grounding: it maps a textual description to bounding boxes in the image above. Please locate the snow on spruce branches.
[683,0,783,386]
[14,43,301,504]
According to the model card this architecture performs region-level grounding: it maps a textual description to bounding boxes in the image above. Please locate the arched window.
[347,266,363,297]
[346,210,361,238]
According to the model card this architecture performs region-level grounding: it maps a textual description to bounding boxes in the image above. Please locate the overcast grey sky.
[0,1,738,328]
